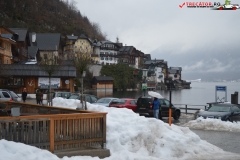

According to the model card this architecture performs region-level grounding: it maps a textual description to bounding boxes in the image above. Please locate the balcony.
[0,101,109,158]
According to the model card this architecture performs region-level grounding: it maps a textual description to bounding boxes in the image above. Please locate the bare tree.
[73,52,91,110]
[39,57,61,106]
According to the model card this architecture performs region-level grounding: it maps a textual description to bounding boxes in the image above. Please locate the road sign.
[142,83,147,90]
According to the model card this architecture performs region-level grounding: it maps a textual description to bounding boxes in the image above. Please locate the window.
[2,92,10,98]
[91,96,98,103]
[232,106,240,112]
[101,57,104,60]
[130,100,136,104]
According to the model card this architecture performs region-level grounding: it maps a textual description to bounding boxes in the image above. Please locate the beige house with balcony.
[64,34,92,60]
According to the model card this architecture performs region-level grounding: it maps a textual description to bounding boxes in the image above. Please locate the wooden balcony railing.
[0,101,107,152]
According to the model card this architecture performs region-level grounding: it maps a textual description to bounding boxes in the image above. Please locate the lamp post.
[166,78,173,126]
[142,69,148,97]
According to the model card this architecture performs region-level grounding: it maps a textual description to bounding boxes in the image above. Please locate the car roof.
[120,98,137,100]
[99,97,118,99]
[212,103,239,107]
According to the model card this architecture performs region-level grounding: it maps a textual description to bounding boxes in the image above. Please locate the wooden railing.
[0,101,107,152]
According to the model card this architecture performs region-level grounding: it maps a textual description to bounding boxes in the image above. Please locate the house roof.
[169,67,182,71]
[93,76,114,81]
[28,46,39,58]
[144,59,165,65]
[1,64,76,77]
[119,46,134,53]
[29,33,61,50]
[66,35,78,40]
[168,69,178,74]
[9,28,28,42]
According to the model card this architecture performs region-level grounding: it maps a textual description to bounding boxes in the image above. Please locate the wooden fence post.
[49,118,54,152]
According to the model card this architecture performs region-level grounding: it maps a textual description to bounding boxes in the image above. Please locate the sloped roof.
[9,28,28,42]
[168,69,178,74]
[170,67,182,71]
[1,64,76,77]
[29,33,60,50]
[144,59,165,65]
[93,76,114,81]
[119,46,134,53]
[28,46,39,58]
[67,35,78,40]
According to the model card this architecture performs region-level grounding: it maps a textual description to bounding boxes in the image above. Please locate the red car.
[109,98,137,112]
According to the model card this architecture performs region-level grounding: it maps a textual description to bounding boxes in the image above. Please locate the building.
[0,27,17,64]
[1,62,76,94]
[64,34,93,60]
[92,40,121,65]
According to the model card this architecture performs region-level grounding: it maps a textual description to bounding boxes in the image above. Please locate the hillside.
[0,0,106,40]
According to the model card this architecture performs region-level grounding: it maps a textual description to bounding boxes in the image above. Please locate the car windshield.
[96,98,112,103]
[207,105,231,112]
[69,95,79,99]
[10,91,19,98]
[111,99,126,104]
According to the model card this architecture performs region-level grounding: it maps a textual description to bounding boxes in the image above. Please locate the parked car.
[109,98,137,112]
[52,91,72,99]
[68,93,98,104]
[197,103,240,122]
[0,89,20,102]
[135,96,181,120]
[93,97,119,107]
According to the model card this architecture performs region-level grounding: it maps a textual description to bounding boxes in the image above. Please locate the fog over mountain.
[76,0,240,82]
[151,42,240,81]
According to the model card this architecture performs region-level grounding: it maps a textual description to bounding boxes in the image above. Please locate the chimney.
[32,32,36,42]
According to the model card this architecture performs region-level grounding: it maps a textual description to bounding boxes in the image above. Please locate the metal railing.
[174,104,207,114]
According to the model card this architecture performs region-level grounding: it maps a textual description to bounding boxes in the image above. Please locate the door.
[230,106,240,122]
[161,99,171,117]
[0,91,11,101]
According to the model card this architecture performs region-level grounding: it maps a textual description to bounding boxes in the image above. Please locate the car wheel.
[173,111,180,120]
[227,118,232,122]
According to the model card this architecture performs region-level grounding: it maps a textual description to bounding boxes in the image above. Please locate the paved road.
[24,98,240,154]
[191,129,240,154]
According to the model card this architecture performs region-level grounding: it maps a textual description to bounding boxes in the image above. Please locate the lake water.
[89,82,240,107]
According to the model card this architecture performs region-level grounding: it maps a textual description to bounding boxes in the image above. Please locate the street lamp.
[142,69,148,97]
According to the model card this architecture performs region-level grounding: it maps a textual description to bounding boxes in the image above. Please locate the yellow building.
[64,34,93,60]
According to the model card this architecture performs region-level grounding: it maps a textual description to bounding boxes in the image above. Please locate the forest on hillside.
[0,0,106,41]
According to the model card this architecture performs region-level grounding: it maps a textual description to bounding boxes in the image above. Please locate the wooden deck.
[0,101,107,154]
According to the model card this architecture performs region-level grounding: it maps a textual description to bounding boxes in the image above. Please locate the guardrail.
[0,101,107,153]
[174,104,207,114]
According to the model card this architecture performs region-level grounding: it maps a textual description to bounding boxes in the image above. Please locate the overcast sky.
[76,0,240,81]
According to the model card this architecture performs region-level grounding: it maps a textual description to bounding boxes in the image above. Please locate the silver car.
[93,97,119,107]
[0,89,20,102]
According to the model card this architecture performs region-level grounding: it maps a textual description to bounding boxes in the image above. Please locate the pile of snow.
[1,97,240,160]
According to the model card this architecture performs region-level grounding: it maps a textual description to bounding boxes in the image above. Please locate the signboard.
[216,86,226,91]
[38,77,60,89]
[142,83,147,90]
[215,85,227,102]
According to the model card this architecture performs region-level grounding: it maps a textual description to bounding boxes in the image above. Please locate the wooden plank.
[54,138,103,145]
[49,119,54,152]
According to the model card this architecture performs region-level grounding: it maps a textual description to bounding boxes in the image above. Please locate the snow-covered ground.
[1,97,240,160]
